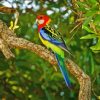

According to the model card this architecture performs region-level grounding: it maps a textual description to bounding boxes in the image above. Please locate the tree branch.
[0,38,15,59]
[0,20,91,100]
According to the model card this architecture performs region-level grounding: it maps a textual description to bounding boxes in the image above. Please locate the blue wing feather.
[40,28,66,49]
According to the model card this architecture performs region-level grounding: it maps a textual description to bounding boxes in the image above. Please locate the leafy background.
[0,0,100,100]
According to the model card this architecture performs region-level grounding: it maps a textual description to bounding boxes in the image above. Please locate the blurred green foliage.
[0,0,100,100]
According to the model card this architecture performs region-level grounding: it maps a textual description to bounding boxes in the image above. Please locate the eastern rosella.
[36,15,71,88]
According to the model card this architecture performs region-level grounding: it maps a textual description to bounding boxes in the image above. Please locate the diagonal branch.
[0,20,91,100]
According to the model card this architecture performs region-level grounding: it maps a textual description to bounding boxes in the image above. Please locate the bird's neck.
[38,24,45,32]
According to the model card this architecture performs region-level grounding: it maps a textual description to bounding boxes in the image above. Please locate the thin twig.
[70,22,82,33]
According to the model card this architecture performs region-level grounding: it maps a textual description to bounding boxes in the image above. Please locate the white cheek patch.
[38,19,44,24]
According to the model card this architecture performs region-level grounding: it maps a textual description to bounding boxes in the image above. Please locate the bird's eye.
[40,16,43,19]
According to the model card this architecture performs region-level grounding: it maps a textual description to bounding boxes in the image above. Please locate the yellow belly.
[39,33,64,58]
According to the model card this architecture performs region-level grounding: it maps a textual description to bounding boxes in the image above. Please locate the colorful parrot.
[36,15,71,89]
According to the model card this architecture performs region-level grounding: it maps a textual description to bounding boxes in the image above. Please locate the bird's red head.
[36,15,51,31]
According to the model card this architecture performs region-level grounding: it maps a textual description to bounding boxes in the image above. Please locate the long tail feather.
[55,53,71,89]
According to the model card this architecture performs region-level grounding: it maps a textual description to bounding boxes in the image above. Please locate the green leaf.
[85,10,96,17]
[85,4,98,16]
[90,38,100,51]
[94,14,100,25]
[80,34,97,39]
[88,0,97,4]
[82,25,95,33]
[77,1,86,8]
[83,17,92,26]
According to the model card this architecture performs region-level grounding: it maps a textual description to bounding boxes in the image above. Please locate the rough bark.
[0,20,91,100]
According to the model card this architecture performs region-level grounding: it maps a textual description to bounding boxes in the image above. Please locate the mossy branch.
[0,20,91,100]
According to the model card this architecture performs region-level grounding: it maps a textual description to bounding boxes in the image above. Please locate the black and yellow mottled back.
[41,24,71,54]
